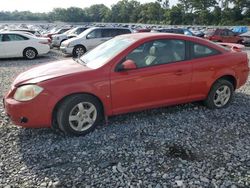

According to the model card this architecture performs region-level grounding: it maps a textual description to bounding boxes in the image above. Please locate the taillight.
[231,46,241,52]
[39,39,50,45]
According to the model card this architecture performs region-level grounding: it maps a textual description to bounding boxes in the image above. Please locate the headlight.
[14,85,43,101]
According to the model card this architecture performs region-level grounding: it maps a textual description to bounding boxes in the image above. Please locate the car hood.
[13,59,91,86]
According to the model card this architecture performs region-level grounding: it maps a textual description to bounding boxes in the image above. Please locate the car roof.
[92,27,132,30]
[0,31,29,34]
[0,31,33,37]
[118,33,228,52]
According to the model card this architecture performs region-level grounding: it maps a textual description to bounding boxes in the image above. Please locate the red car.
[4,33,249,136]
[205,29,243,44]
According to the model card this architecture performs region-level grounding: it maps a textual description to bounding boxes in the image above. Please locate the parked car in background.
[205,29,243,43]
[10,29,42,37]
[52,26,89,47]
[240,31,250,46]
[152,28,204,37]
[0,31,50,59]
[136,28,151,32]
[60,27,133,57]
[44,27,72,39]
[231,26,248,35]
[4,33,249,136]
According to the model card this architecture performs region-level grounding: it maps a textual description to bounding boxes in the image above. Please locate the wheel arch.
[212,75,237,90]
[74,44,87,52]
[23,47,38,56]
[51,92,105,129]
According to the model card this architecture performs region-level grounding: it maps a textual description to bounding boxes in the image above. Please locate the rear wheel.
[73,45,86,58]
[23,48,37,60]
[204,79,234,109]
[57,94,103,136]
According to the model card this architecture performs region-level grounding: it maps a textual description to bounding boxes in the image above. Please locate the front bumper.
[3,89,56,128]
[60,46,73,55]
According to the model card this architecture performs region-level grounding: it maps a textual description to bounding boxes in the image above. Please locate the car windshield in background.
[77,28,94,38]
[80,36,136,69]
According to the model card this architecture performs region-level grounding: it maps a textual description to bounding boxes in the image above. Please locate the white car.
[51,27,89,47]
[0,31,50,59]
[60,27,133,57]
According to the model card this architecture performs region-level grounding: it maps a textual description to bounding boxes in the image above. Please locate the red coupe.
[4,33,249,135]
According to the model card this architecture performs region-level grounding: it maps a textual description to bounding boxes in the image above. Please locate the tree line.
[0,0,249,25]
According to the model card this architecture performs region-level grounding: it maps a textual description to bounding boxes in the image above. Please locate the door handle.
[175,70,184,76]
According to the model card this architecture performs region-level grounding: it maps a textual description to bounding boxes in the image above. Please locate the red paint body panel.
[3,33,249,128]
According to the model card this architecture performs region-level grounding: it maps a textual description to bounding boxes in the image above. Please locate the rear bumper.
[38,45,50,55]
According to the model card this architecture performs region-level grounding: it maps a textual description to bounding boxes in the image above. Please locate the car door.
[110,39,192,115]
[188,42,222,99]
[1,34,29,58]
[227,30,237,43]
[85,29,105,50]
[0,34,6,58]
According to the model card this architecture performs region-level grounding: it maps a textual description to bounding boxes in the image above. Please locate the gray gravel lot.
[0,48,250,188]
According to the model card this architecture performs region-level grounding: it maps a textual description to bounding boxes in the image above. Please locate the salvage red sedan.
[4,33,249,135]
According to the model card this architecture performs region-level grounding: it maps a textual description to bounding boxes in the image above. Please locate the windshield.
[63,28,74,35]
[77,28,95,38]
[80,36,136,69]
[67,28,78,35]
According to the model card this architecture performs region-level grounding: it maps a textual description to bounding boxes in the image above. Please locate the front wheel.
[204,80,234,109]
[57,94,103,136]
[72,45,86,58]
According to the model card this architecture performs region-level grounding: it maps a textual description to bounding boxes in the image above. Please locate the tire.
[72,45,86,58]
[204,79,234,109]
[23,48,37,60]
[57,94,103,136]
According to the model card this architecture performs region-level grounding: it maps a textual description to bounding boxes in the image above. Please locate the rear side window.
[220,30,228,36]
[191,43,220,59]
[0,34,2,41]
[102,29,117,38]
[117,29,131,35]
[228,31,235,36]
[2,34,29,42]
[102,29,131,38]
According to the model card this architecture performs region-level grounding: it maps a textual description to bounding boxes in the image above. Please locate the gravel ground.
[0,48,250,188]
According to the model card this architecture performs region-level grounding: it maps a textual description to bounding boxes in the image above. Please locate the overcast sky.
[0,0,178,13]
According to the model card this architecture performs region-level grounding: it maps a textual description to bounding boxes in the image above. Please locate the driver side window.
[126,39,186,69]
[87,29,102,39]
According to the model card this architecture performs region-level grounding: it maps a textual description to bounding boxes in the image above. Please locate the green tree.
[110,0,141,23]
[138,2,164,24]
[85,4,110,22]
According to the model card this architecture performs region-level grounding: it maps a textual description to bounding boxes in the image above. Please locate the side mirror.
[120,59,137,71]
[86,34,94,39]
